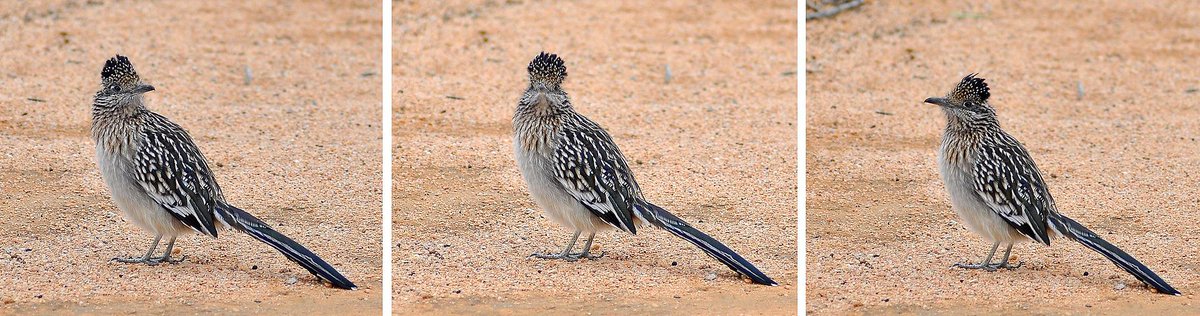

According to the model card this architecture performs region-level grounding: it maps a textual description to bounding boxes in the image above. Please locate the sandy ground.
[0,1,382,314]
[807,0,1200,314]
[394,0,797,314]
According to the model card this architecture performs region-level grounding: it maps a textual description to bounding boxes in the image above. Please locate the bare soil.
[0,1,382,314]
[394,0,798,314]
[807,0,1200,314]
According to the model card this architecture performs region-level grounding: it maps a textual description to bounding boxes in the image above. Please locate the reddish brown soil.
[395,0,798,314]
[807,0,1200,314]
[0,1,382,314]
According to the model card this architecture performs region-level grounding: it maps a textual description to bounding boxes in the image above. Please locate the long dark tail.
[637,202,776,286]
[216,203,357,290]
[1049,213,1178,295]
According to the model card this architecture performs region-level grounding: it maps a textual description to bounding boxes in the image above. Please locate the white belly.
[96,143,191,237]
[938,147,1028,244]
[514,139,611,234]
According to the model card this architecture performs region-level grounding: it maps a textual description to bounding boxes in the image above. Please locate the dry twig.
[807,0,865,21]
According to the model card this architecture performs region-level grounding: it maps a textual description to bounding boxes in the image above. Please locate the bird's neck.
[92,97,147,121]
[91,98,147,143]
[943,110,1000,134]
[940,112,1004,164]
[514,91,573,156]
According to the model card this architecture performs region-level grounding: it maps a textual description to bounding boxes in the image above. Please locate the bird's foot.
[990,261,1023,270]
[113,256,158,266]
[953,261,1023,272]
[568,251,605,261]
[150,254,187,265]
[531,251,605,262]
[112,255,186,265]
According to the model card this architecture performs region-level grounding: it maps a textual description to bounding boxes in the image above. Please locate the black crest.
[951,73,990,103]
[101,55,139,84]
[527,52,567,86]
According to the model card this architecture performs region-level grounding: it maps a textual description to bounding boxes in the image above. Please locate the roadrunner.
[512,52,775,286]
[927,74,1178,295]
[91,55,356,290]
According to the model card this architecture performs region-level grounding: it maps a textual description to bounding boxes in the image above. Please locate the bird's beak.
[924,97,949,106]
[133,84,155,94]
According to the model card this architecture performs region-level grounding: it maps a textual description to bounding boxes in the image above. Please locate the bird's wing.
[131,113,222,237]
[972,136,1054,244]
[551,118,642,234]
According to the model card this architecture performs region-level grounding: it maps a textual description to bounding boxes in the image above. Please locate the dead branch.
[806,0,865,21]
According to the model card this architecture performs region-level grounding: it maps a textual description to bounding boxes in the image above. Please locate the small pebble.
[704,273,717,281]
[285,276,298,285]
[1114,282,1126,290]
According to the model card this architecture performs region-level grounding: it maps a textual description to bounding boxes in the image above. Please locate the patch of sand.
[0,1,382,313]
[394,0,798,314]
[807,0,1200,314]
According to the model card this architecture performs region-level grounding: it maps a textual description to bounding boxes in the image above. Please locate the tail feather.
[638,203,777,286]
[216,203,357,290]
[1049,213,1178,295]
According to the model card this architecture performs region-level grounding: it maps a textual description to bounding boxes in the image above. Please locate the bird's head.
[527,52,567,91]
[95,55,155,105]
[518,52,572,115]
[925,73,996,122]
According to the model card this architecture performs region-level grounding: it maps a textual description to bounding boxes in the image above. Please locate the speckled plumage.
[936,75,1051,245]
[93,55,219,238]
[512,52,775,285]
[928,74,1178,295]
[527,52,567,87]
[91,55,356,290]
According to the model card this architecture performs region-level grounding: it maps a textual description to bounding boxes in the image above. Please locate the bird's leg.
[149,236,186,264]
[114,234,162,265]
[954,242,999,271]
[987,243,1023,270]
[533,230,582,261]
[568,232,605,260]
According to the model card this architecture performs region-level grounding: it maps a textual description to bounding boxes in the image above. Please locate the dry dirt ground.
[394,0,797,314]
[807,1,1200,315]
[0,1,382,314]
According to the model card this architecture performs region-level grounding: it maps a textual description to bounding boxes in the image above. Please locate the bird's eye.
[111,85,120,92]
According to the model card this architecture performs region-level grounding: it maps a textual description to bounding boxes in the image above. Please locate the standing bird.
[926,74,1178,295]
[91,55,356,290]
[512,52,776,286]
